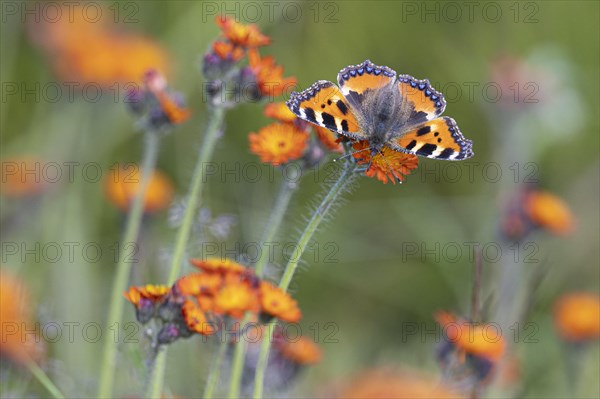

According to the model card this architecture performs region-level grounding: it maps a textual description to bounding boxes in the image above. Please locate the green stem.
[255,179,298,277]
[97,131,161,398]
[146,106,226,398]
[203,337,229,399]
[25,357,66,399]
[252,161,357,398]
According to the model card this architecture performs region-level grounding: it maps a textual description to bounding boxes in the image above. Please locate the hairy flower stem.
[146,106,226,399]
[97,131,161,398]
[206,179,296,399]
[253,161,358,398]
[25,357,66,399]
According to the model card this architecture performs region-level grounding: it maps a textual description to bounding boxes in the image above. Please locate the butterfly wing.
[337,59,397,108]
[397,74,446,126]
[389,116,474,160]
[287,80,366,141]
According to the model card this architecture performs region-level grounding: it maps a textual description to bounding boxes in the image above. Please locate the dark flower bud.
[135,297,156,324]
[125,86,147,115]
[157,323,181,345]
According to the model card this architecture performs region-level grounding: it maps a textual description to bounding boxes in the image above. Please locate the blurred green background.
[1,1,599,398]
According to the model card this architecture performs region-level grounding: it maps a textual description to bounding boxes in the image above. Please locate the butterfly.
[286,59,474,165]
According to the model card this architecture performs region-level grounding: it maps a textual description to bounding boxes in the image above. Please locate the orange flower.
[276,334,321,365]
[176,272,222,296]
[435,311,505,362]
[335,367,464,399]
[190,258,247,275]
[352,141,419,184]
[0,268,44,364]
[104,166,174,213]
[249,50,296,98]
[314,126,344,153]
[249,122,308,165]
[215,16,270,48]
[524,190,575,235]
[123,285,169,307]
[1,157,47,198]
[259,281,302,323]
[213,281,259,318]
[30,4,169,86]
[212,41,245,62]
[264,102,297,123]
[182,299,216,335]
[554,292,600,341]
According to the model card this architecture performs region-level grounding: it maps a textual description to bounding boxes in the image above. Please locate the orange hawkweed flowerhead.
[275,333,322,365]
[182,299,217,335]
[248,50,296,98]
[352,141,419,184]
[123,285,169,307]
[175,272,222,296]
[213,281,260,319]
[335,367,464,399]
[553,292,600,342]
[264,102,298,124]
[314,126,344,153]
[190,258,247,275]
[1,157,47,198]
[29,4,169,86]
[524,190,575,235]
[249,122,309,165]
[259,281,302,323]
[215,16,271,48]
[212,41,246,62]
[435,311,505,362]
[0,268,44,364]
[104,166,174,213]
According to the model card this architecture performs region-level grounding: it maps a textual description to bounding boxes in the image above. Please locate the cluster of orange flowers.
[29,3,168,87]
[501,186,575,241]
[124,258,301,344]
[203,17,295,101]
[435,311,506,383]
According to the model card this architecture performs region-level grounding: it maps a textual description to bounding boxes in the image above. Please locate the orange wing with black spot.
[390,117,474,160]
[398,74,446,125]
[286,80,365,140]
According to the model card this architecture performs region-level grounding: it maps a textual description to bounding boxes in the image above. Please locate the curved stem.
[252,161,357,398]
[146,106,226,398]
[97,131,161,398]
[25,357,66,399]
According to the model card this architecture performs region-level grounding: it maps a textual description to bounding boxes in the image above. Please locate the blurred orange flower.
[213,281,260,318]
[29,3,168,86]
[334,367,464,398]
[524,190,574,235]
[435,311,506,362]
[176,272,222,296]
[352,141,419,184]
[0,268,44,364]
[212,41,245,62]
[264,102,297,124]
[314,126,344,153]
[104,166,174,213]
[190,258,246,275]
[553,292,600,341]
[182,299,217,335]
[1,157,47,198]
[249,122,309,165]
[123,284,169,307]
[260,281,302,323]
[215,16,270,48]
[249,50,296,98]
[275,333,321,365]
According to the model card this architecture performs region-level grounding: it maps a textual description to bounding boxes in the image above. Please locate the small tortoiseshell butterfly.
[287,59,473,163]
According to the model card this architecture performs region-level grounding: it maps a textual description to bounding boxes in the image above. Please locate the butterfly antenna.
[376,149,403,184]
